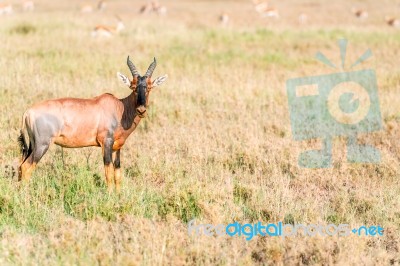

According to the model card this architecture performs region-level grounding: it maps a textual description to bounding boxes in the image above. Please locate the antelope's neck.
[120,93,141,133]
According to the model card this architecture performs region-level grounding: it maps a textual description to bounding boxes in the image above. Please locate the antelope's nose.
[136,106,147,117]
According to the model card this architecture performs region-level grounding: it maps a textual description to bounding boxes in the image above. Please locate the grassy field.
[0,0,400,264]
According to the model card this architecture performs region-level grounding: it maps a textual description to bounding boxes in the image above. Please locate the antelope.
[139,2,152,14]
[92,17,125,38]
[253,1,279,18]
[254,1,268,13]
[81,1,105,13]
[219,13,229,25]
[80,4,93,13]
[22,1,34,12]
[352,8,368,19]
[298,13,308,24]
[386,16,400,27]
[152,1,167,15]
[139,1,167,15]
[18,57,168,192]
[0,3,13,15]
[97,0,106,11]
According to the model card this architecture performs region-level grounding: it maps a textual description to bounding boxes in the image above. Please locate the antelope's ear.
[117,72,130,87]
[152,75,168,88]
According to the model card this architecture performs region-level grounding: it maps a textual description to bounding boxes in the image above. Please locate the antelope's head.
[118,56,167,118]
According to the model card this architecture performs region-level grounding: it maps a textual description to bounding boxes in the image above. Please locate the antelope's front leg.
[103,138,114,192]
[113,150,121,193]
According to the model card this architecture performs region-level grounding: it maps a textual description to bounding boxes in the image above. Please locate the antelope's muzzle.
[136,105,147,118]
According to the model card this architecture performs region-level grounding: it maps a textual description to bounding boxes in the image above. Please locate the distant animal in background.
[140,1,167,16]
[219,13,229,26]
[352,8,368,19]
[253,1,279,19]
[22,1,34,12]
[92,17,125,37]
[298,13,308,24]
[254,1,268,13]
[81,1,106,13]
[80,4,93,13]
[139,2,152,14]
[386,16,400,27]
[0,3,13,15]
[97,0,106,11]
[152,1,167,15]
[261,7,279,18]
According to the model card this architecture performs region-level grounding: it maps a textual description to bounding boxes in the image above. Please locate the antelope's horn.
[127,56,139,77]
[145,57,157,78]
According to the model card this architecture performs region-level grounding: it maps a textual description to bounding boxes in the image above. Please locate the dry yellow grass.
[0,0,399,265]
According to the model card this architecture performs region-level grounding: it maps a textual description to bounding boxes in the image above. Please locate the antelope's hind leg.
[19,141,51,182]
[19,153,34,182]
[19,113,56,182]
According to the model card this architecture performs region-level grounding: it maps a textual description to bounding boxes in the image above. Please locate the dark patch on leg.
[102,136,115,192]
[32,141,51,164]
[113,150,121,168]
[103,138,114,165]
[113,150,122,193]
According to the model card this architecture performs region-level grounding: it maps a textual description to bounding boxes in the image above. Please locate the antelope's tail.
[18,114,32,165]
